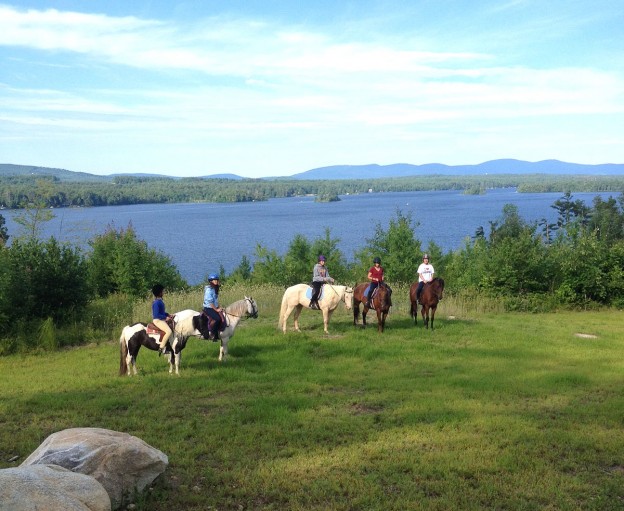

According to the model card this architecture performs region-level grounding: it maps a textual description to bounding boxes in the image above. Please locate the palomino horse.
[279,284,353,334]
[409,278,445,330]
[119,296,258,376]
[353,282,392,333]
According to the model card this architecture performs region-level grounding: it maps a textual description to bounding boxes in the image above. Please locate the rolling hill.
[2,159,623,182]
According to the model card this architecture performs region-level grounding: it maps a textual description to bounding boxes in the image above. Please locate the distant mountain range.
[289,159,624,179]
[1,159,623,182]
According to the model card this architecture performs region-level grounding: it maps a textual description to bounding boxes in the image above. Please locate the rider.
[152,284,172,354]
[310,255,334,309]
[416,253,435,303]
[202,273,223,340]
[365,256,384,307]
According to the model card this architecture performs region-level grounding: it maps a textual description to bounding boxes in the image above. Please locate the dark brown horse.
[353,282,392,332]
[409,278,445,330]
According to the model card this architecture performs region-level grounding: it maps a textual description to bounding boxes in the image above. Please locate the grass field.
[1,285,624,510]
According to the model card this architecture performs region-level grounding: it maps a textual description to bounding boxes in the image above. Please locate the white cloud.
[0,3,622,175]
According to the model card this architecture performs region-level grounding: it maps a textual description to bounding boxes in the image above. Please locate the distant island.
[315,193,341,203]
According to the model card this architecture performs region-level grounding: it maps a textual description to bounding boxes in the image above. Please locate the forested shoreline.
[1,173,624,209]
[1,177,624,355]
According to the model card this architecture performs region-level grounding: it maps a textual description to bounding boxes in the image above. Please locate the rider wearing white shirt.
[416,254,435,302]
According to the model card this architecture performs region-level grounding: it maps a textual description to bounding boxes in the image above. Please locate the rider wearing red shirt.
[365,257,384,307]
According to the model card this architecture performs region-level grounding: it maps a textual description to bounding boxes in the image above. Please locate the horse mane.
[225,298,247,316]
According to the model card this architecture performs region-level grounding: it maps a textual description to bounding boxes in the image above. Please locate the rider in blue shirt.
[202,273,223,340]
[152,284,172,354]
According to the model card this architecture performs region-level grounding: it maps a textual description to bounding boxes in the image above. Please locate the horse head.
[343,286,354,310]
[377,282,392,310]
[245,296,259,318]
[435,278,445,300]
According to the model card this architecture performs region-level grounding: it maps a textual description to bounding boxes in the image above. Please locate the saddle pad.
[146,323,161,335]
[305,286,325,301]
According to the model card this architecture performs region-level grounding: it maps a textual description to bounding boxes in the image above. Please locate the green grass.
[1,284,624,510]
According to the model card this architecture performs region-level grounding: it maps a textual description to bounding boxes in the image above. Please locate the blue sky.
[1,1,623,178]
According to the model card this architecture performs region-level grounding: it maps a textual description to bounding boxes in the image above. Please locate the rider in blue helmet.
[202,273,223,340]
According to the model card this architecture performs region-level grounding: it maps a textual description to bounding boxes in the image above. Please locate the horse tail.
[278,291,289,329]
[119,328,128,376]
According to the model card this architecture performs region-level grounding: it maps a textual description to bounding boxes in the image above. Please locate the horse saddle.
[305,285,325,301]
[146,318,175,343]
[200,310,227,338]
[363,284,379,309]
[363,284,393,309]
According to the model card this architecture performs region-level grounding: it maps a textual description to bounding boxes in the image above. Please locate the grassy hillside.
[1,284,623,510]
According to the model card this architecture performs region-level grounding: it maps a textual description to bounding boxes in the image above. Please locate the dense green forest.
[1,187,624,355]
[1,173,624,209]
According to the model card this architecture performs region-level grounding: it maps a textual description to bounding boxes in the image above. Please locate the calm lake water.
[2,188,615,285]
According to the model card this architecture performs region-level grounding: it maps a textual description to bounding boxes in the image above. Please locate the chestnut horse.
[353,282,392,333]
[409,278,445,330]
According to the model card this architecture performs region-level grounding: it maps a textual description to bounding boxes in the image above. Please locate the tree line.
[2,174,624,209]
[1,190,623,354]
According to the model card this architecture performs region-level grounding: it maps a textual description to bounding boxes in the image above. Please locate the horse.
[279,284,353,334]
[119,296,258,376]
[118,320,190,377]
[409,278,445,330]
[191,295,258,363]
[352,282,392,333]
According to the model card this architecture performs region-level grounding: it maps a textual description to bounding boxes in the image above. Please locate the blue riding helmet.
[318,255,326,261]
[373,257,381,264]
[208,273,220,281]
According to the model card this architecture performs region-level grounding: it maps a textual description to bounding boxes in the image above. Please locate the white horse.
[279,284,353,334]
[119,296,258,376]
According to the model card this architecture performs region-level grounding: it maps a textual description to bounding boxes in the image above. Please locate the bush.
[87,225,187,297]
[1,238,90,324]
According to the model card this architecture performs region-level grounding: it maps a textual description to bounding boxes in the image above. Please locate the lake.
[1,188,615,285]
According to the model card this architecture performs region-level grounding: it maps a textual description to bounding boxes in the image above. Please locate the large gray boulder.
[21,427,168,509]
[0,464,111,511]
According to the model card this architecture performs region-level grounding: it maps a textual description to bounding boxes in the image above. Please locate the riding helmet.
[423,253,430,260]
[373,257,381,264]
[208,273,220,281]
[318,255,326,261]
[152,284,164,296]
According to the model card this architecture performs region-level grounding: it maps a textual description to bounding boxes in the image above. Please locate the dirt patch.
[350,402,384,414]
[574,333,598,339]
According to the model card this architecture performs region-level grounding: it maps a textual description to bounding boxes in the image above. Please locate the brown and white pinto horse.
[352,282,392,333]
[118,316,198,377]
[409,278,445,330]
